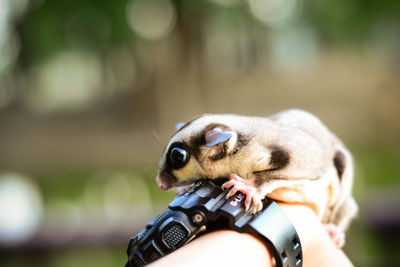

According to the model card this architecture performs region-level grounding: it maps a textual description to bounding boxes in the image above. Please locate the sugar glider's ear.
[175,122,185,130]
[205,128,232,147]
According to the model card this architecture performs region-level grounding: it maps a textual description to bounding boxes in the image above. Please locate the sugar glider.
[156,109,358,247]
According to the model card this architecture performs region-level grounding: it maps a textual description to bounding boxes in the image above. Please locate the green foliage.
[18,0,132,66]
[17,0,400,67]
[354,145,400,187]
[304,0,400,43]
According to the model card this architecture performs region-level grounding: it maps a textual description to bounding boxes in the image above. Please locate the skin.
[148,203,354,267]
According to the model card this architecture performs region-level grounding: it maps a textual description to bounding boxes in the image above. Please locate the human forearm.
[148,203,353,267]
[148,230,272,267]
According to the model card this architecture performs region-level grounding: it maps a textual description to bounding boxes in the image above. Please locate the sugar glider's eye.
[169,146,189,169]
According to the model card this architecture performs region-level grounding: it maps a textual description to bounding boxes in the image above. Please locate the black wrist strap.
[224,198,302,267]
[126,180,302,267]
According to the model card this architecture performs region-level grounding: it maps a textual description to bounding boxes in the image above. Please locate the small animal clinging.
[156,109,358,245]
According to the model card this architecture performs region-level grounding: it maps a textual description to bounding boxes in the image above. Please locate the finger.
[230,174,244,182]
[245,196,252,212]
[251,195,262,213]
[251,200,258,214]
[256,201,263,213]
[226,186,239,199]
[221,181,235,189]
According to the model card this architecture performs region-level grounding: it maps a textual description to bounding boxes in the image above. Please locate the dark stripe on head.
[268,146,290,170]
[209,145,228,161]
[209,132,250,161]
[190,122,252,162]
[333,150,346,179]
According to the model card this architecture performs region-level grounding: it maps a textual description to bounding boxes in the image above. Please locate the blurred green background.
[0,0,399,266]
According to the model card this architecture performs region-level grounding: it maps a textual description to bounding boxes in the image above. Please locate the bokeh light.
[0,0,28,73]
[126,0,177,41]
[0,173,43,244]
[26,50,102,112]
[268,22,319,71]
[248,0,300,28]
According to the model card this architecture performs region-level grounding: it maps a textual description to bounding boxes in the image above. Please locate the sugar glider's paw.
[175,184,193,198]
[222,174,263,213]
[323,223,346,248]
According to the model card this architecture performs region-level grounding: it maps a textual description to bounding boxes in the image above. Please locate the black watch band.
[126,180,302,267]
[226,198,302,267]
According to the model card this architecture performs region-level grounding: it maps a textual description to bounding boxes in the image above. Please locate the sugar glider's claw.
[222,174,264,213]
[245,191,263,214]
[323,223,346,248]
[225,184,239,199]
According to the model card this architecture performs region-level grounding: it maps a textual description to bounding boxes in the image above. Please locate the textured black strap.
[169,180,303,267]
[223,197,302,267]
[126,180,302,267]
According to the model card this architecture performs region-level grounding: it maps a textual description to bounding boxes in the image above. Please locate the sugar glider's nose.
[156,174,172,191]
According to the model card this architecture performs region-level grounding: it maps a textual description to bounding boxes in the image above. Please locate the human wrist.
[278,203,354,267]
